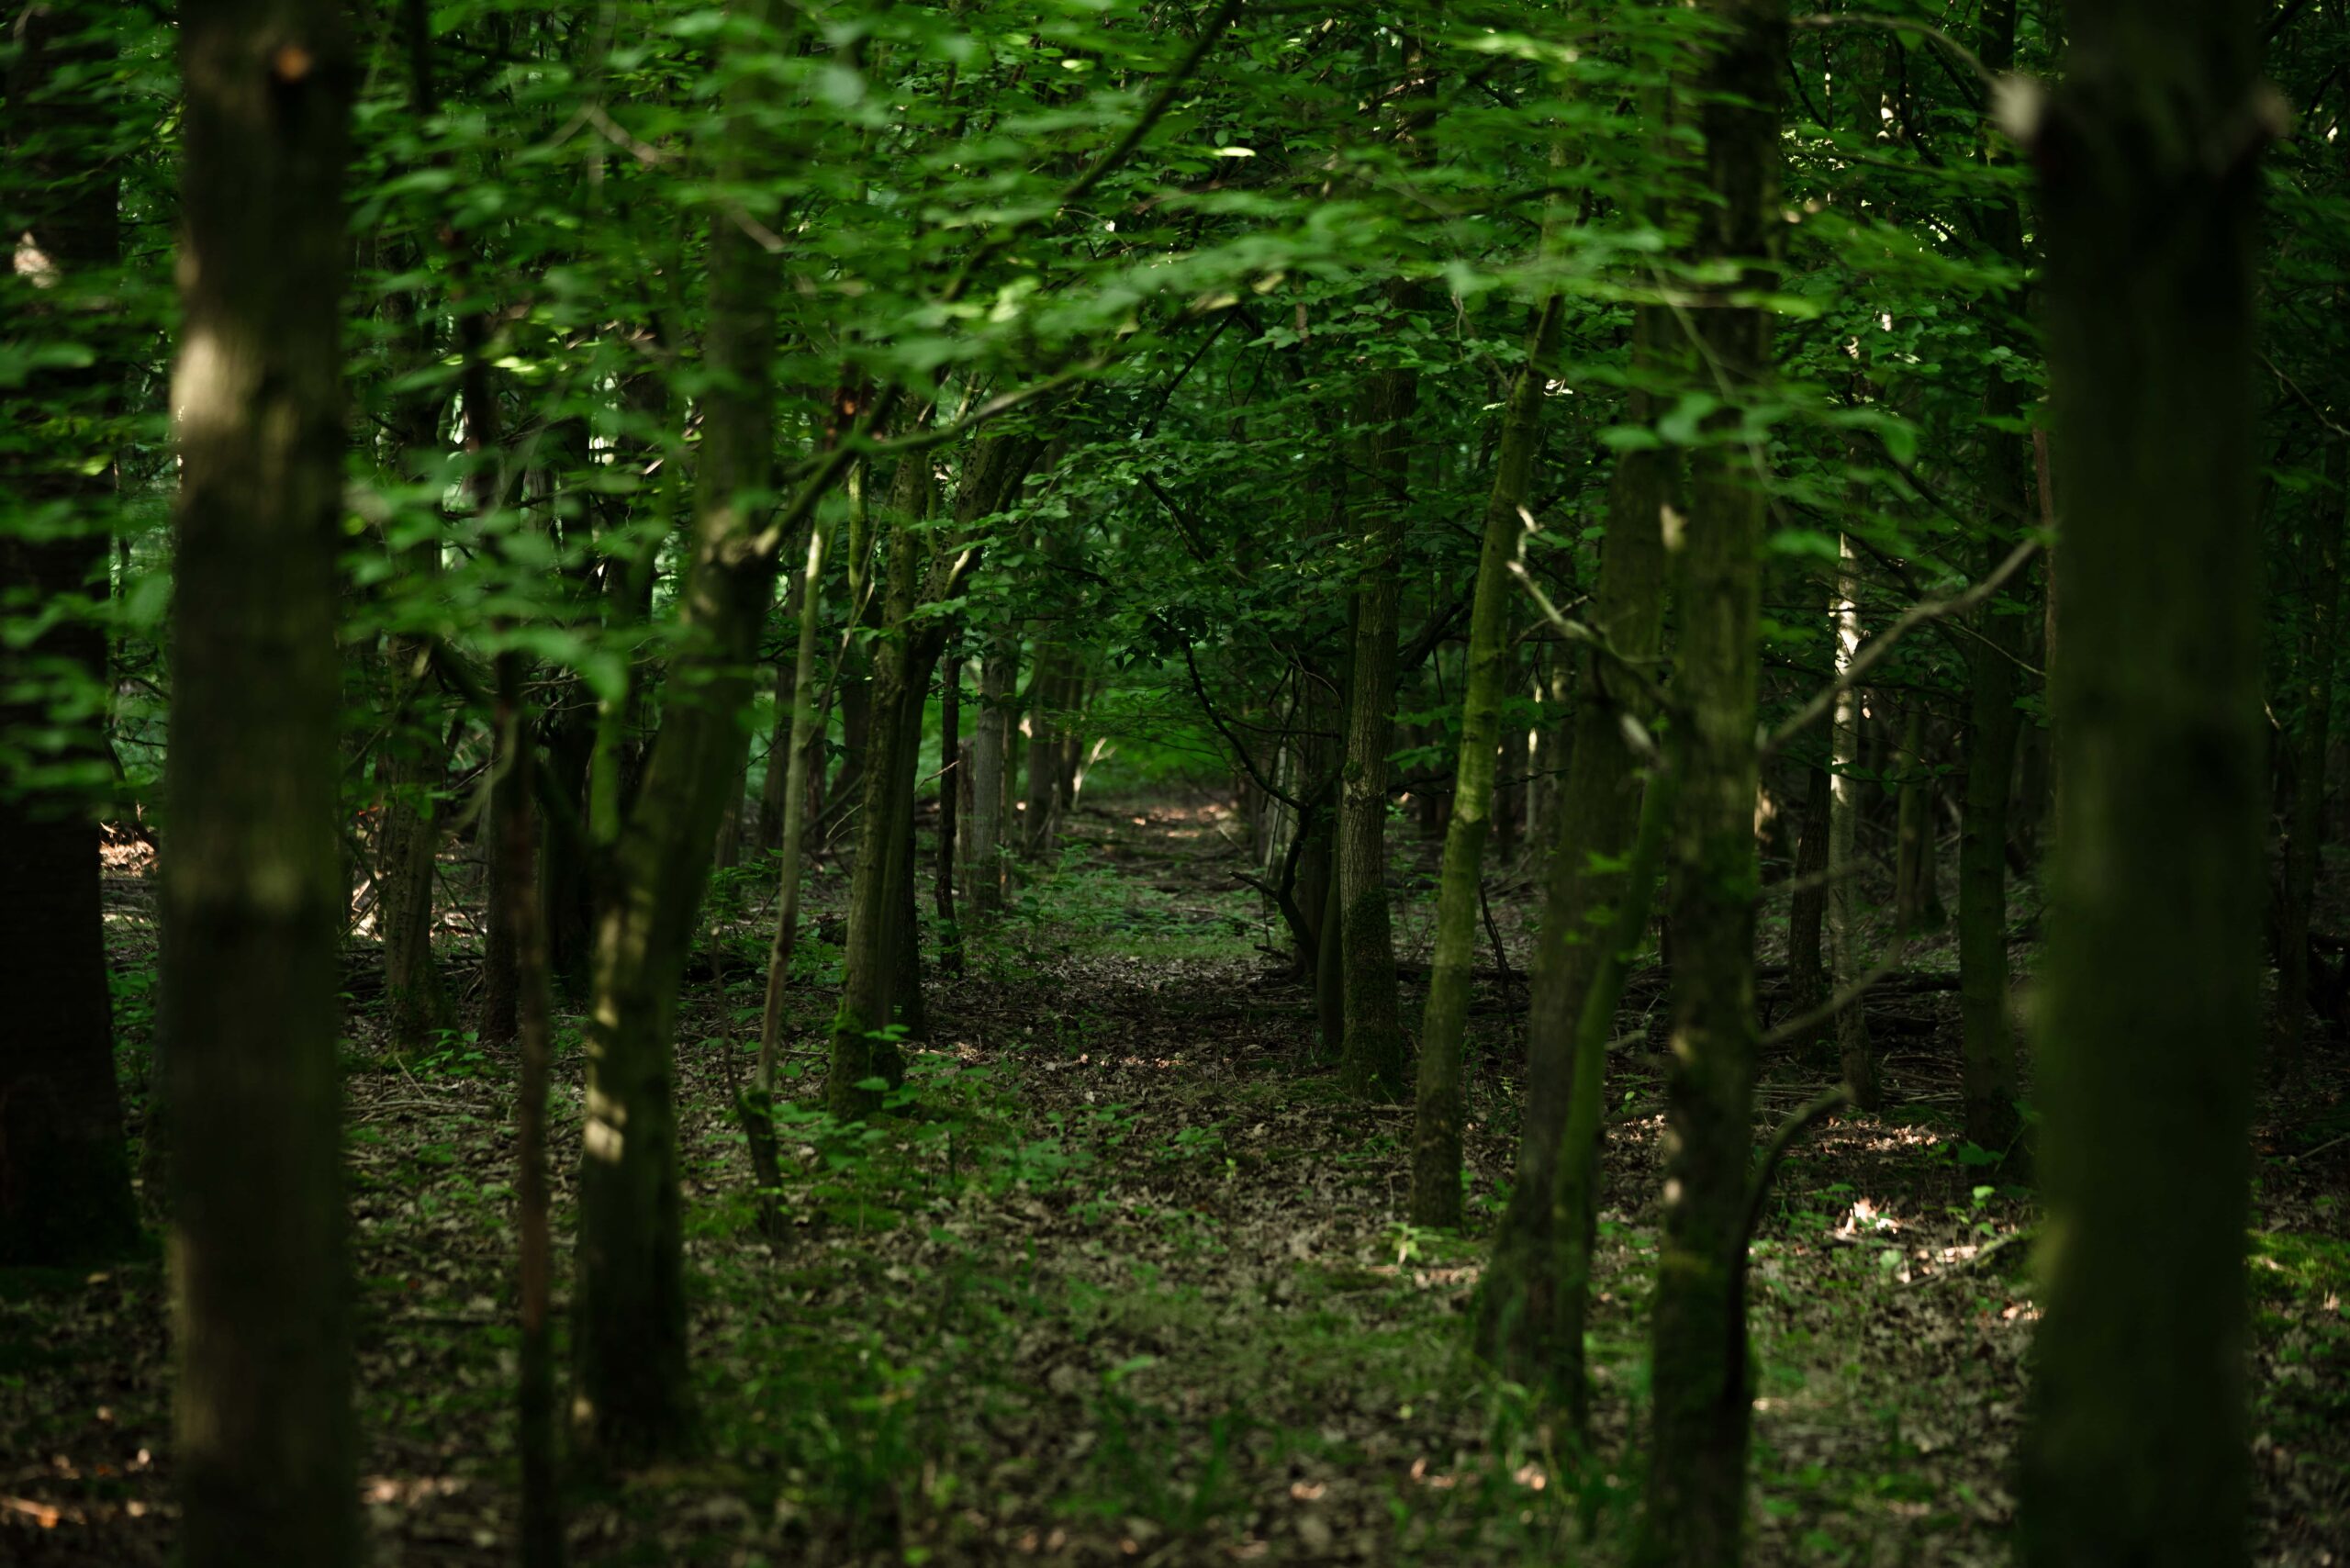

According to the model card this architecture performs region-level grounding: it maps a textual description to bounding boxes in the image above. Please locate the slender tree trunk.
[754,656,792,858]
[0,0,138,1265]
[1410,292,1564,1228]
[1476,303,1670,1396]
[574,0,790,1464]
[165,4,356,1559]
[481,808,520,1042]
[2020,2,2266,1558]
[2278,458,2344,1069]
[1785,761,1830,1017]
[890,670,930,1039]
[492,653,562,1568]
[1316,854,1345,1058]
[827,472,929,1118]
[1957,552,2024,1150]
[744,521,829,1235]
[1636,1,1784,1560]
[1337,351,1418,1101]
[1893,706,1942,932]
[1829,535,1878,1108]
[1023,651,1069,857]
[1957,0,2029,1157]
[968,639,1013,913]
[375,679,453,1054]
[712,766,746,873]
[935,634,964,977]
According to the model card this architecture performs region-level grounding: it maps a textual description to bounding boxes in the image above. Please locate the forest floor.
[6,794,2350,1566]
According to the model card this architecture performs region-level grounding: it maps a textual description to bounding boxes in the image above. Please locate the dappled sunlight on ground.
[5,795,2346,1562]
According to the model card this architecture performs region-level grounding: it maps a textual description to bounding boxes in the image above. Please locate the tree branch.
[1763,536,2041,756]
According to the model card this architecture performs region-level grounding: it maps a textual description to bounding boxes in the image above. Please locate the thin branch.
[1183,642,1303,813]
[934,0,1248,311]
[1738,1087,1852,1255]
[1791,15,1998,95]
[1764,536,2041,756]
[1507,558,1676,716]
[1759,943,1914,1051]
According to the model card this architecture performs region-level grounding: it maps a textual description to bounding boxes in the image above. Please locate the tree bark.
[828,462,934,1115]
[1785,760,1830,1021]
[935,634,964,977]
[1337,343,1418,1102]
[744,521,831,1234]
[753,655,792,858]
[573,0,790,1464]
[1476,303,1670,1398]
[1830,534,1878,1109]
[967,638,1014,913]
[164,3,357,1560]
[1893,706,1942,932]
[2020,2,2266,1560]
[1635,1,1784,1561]
[1957,0,2029,1158]
[1410,292,1563,1228]
[2277,455,2344,1069]
[492,652,563,1568]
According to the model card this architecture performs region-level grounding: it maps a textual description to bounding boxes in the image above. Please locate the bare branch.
[1763,536,2041,757]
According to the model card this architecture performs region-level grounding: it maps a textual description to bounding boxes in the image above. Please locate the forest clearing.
[6,0,2349,1562]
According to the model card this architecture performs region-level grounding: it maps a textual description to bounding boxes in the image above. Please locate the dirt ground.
[6,796,2347,1564]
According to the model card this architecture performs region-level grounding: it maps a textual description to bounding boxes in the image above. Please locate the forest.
[1,0,2344,1562]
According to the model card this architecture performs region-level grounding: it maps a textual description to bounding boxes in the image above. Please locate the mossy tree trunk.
[1476,304,1671,1399]
[2020,1,2266,1561]
[1409,292,1564,1228]
[828,434,1043,1116]
[1634,0,1785,1560]
[164,2,357,1560]
[573,0,790,1465]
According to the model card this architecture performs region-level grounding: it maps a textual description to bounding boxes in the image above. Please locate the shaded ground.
[6,797,2349,1564]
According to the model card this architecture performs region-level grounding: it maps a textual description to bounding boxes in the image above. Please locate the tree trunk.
[1635,1,1783,1561]
[1023,651,1069,857]
[2277,459,2344,1069]
[1829,534,1878,1108]
[164,3,357,1559]
[1956,0,2028,1158]
[1893,706,1942,932]
[712,764,746,874]
[1410,292,1563,1228]
[935,635,964,977]
[1476,301,1670,1399]
[375,683,453,1054]
[574,0,790,1465]
[754,656,792,858]
[967,639,1014,914]
[744,521,832,1234]
[2020,2,2266,1560]
[491,653,563,1568]
[480,787,520,1043]
[827,468,931,1118]
[1337,349,1418,1102]
[0,0,138,1266]
[1785,760,1830,1022]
